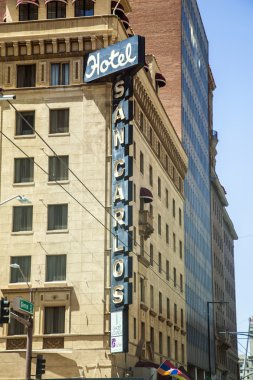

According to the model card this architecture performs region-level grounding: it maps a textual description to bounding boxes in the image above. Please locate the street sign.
[13,297,34,315]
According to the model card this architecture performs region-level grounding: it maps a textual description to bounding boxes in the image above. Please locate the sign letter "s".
[113,285,124,304]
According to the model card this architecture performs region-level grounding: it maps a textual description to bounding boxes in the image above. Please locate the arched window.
[19,4,38,21]
[47,1,66,19]
[74,0,94,17]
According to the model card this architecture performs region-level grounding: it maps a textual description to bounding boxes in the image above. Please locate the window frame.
[14,157,34,184]
[47,203,68,231]
[44,306,65,334]
[50,62,69,86]
[49,108,69,134]
[46,254,67,282]
[48,155,69,182]
[74,0,94,17]
[17,64,36,88]
[10,256,31,283]
[47,1,66,19]
[16,110,35,136]
[12,205,33,233]
[19,3,38,21]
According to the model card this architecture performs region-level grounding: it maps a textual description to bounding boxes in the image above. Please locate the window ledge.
[13,182,35,187]
[11,231,34,236]
[8,282,32,289]
[47,181,70,185]
[48,133,70,137]
[46,229,69,234]
[44,281,68,288]
[14,135,36,139]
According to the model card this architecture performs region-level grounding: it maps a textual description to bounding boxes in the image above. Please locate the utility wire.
[3,98,186,296]
[0,129,187,304]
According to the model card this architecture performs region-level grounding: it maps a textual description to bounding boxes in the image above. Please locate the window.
[75,0,94,16]
[10,256,31,283]
[158,252,162,274]
[134,272,136,292]
[159,292,162,314]
[47,1,66,18]
[8,310,26,335]
[133,142,136,160]
[182,343,185,364]
[150,285,154,309]
[157,141,161,159]
[46,255,66,282]
[150,243,153,266]
[149,165,153,186]
[167,298,170,319]
[173,267,176,287]
[141,321,145,341]
[13,206,33,232]
[134,317,136,339]
[166,224,169,244]
[140,277,145,303]
[158,214,161,235]
[159,332,163,354]
[166,188,168,208]
[134,226,137,246]
[181,308,184,328]
[180,274,183,292]
[19,4,38,21]
[150,327,154,352]
[51,63,69,85]
[179,240,183,259]
[47,204,68,231]
[17,65,36,88]
[179,207,182,226]
[175,340,178,361]
[44,306,65,334]
[167,336,171,357]
[49,156,69,181]
[172,198,176,217]
[16,111,35,136]
[158,177,161,197]
[133,183,136,202]
[174,303,177,324]
[140,151,144,174]
[173,233,176,252]
[14,158,34,183]
[140,111,144,131]
[166,260,169,281]
[49,108,69,134]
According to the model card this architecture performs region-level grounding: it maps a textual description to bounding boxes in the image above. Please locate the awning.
[140,187,153,203]
[155,72,166,88]
[111,1,125,13]
[72,0,95,2]
[16,0,39,6]
[45,0,68,4]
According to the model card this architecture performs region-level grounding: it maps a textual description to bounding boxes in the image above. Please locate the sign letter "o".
[113,259,124,278]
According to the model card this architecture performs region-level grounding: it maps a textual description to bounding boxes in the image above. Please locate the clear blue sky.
[197,0,253,354]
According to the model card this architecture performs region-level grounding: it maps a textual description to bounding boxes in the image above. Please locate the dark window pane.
[47,2,66,19]
[17,65,36,88]
[13,206,33,232]
[49,156,69,181]
[16,111,35,136]
[10,256,31,283]
[44,306,65,334]
[49,109,69,133]
[75,0,94,16]
[19,4,38,21]
[46,255,66,282]
[14,158,34,183]
[51,63,69,85]
[48,204,68,230]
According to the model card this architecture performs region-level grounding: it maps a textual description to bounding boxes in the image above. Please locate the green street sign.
[13,297,34,315]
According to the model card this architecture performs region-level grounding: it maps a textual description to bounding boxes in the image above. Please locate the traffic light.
[0,298,10,324]
[36,354,46,379]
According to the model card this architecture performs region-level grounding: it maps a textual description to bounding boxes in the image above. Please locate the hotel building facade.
[0,1,188,379]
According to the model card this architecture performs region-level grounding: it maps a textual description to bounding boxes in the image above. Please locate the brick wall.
[129,0,183,139]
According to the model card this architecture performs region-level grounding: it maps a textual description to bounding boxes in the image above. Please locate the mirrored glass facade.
[182,0,212,370]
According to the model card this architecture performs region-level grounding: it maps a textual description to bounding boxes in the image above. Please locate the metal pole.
[243,318,251,380]
[207,302,211,377]
[25,316,33,380]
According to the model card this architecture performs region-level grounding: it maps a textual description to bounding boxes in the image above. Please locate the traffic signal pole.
[25,316,33,380]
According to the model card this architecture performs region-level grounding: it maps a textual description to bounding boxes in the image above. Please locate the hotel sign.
[84,36,145,353]
[84,35,145,82]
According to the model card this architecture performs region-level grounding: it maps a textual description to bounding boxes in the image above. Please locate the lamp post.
[10,263,33,380]
[0,195,30,206]
[207,301,229,379]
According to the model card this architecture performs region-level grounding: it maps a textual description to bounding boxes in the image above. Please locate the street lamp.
[0,195,30,206]
[207,301,229,378]
[10,264,33,380]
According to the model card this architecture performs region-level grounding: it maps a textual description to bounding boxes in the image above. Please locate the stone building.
[0,1,187,379]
